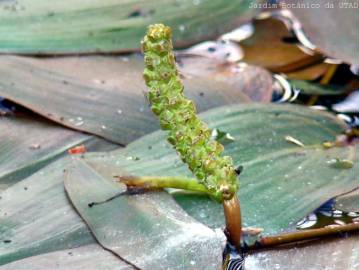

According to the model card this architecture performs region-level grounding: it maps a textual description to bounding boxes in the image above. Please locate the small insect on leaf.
[68,144,87,155]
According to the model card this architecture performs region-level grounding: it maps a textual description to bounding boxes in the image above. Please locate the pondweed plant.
[119,23,359,257]
[140,23,243,249]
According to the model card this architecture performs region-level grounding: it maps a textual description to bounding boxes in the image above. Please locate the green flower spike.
[142,24,239,202]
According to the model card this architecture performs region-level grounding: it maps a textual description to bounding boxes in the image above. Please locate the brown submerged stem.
[255,222,359,249]
[223,195,242,251]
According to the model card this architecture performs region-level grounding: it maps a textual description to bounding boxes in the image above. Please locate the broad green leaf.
[245,233,359,270]
[0,113,118,190]
[0,245,134,270]
[0,158,95,266]
[335,189,359,212]
[0,55,264,145]
[64,159,225,270]
[285,0,359,66]
[0,0,259,54]
[83,103,359,235]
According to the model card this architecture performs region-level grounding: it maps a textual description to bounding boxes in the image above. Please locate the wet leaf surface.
[0,113,117,190]
[0,55,262,145]
[285,0,359,66]
[0,158,95,266]
[0,245,133,270]
[245,233,359,270]
[83,104,359,235]
[64,158,225,270]
[177,54,273,102]
[0,0,258,54]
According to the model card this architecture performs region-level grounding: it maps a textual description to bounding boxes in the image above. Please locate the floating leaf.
[0,245,133,270]
[285,0,359,66]
[64,159,225,270]
[0,55,258,145]
[177,54,273,102]
[0,113,117,190]
[83,104,359,235]
[0,158,95,266]
[0,0,259,54]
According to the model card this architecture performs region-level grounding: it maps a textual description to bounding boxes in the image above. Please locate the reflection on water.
[222,243,245,270]
[296,198,359,230]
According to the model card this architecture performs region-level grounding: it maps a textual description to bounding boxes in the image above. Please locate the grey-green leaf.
[285,0,359,66]
[0,0,259,54]
[0,114,118,190]
[0,245,134,270]
[64,158,226,270]
[0,158,95,266]
[0,55,263,145]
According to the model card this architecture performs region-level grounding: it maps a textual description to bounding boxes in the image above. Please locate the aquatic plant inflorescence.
[142,24,238,201]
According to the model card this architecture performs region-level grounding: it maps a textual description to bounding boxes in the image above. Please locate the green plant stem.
[116,176,210,196]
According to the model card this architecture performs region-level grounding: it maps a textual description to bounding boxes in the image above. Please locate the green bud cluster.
[142,24,238,201]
